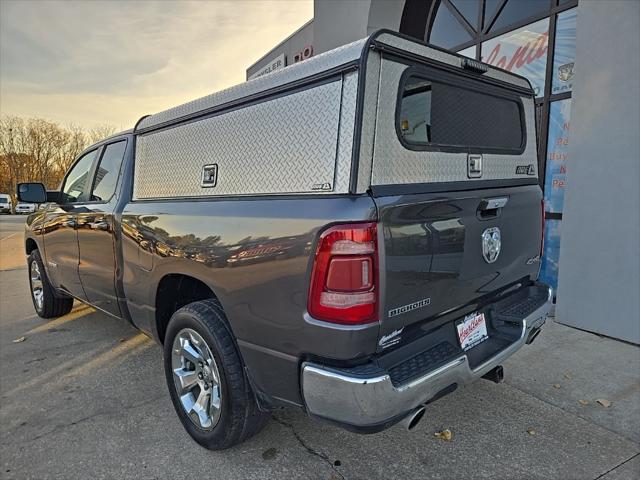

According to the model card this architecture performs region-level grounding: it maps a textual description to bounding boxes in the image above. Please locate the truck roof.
[134,30,531,134]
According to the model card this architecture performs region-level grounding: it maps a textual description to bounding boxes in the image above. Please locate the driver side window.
[61,149,97,203]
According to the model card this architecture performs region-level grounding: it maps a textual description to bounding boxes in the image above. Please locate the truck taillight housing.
[308,222,378,325]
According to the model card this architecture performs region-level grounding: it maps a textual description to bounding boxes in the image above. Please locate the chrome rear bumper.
[302,286,552,429]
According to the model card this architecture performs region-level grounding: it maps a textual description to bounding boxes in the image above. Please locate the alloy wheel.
[171,328,222,429]
[30,260,44,311]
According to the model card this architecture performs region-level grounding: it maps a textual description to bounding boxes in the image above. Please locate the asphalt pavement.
[1,214,638,479]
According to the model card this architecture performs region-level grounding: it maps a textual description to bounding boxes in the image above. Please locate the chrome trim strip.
[398,357,465,392]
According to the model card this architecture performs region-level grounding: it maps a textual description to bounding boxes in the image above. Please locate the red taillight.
[540,199,545,257]
[308,222,378,325]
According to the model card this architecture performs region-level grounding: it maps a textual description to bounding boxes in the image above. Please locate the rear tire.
[163,299,268,450]
[28,250,73,318]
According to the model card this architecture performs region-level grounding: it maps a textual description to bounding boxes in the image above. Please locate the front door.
[77,139,128,317]
[42,149,99,300]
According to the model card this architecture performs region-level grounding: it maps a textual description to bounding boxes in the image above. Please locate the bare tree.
[0,117,28,203]
[22,118,70,183]
[53,123,88,187]
[87,124,116,145]
[0,115,116,204]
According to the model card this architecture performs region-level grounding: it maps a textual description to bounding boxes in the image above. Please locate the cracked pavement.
[1,215,639,479]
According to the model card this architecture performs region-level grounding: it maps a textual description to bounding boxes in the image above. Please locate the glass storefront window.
[552,8,577,94]
[458,45,476,58]
[429,2,473,49]
[489,0,549,33]
[481,18,549,97]
[450,0,479,29]
[544,98,572,213]
[484,0,502,28]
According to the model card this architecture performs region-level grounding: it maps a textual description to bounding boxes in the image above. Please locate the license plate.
[457,312,488,351]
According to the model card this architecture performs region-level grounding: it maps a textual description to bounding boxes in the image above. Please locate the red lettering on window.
[486,32,548,72]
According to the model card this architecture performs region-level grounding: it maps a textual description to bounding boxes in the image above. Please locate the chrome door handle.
[61,219,76,228]
[90,221,109,231]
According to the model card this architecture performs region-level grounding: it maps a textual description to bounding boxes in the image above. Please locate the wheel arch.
[25,237,39,255]
[154,272,225,344]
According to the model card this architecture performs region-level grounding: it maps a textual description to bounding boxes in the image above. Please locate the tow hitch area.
[482,365,504,384]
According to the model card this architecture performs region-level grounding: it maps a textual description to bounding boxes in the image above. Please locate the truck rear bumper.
[301,283,552,432]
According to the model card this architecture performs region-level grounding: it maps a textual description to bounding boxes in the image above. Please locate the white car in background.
[0,194,13,214]
[15,202,36,214]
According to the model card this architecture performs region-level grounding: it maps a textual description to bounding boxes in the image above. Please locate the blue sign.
[552,9,577,94]
[540,219,561,294]
[541,8,577,294]
[544,99,572,214]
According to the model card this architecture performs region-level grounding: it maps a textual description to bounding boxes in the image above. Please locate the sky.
[0,0,313,130]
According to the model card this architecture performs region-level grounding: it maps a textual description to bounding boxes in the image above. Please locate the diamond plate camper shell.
[133,39,366,199]
[132,30,538,199]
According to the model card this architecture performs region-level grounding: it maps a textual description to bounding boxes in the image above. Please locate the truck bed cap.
[134,31,531,134]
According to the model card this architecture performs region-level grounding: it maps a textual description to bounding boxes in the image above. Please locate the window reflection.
[489,0,549,33]
[91,141,126,202]
[429,2,472,49]
[481,18,549,97]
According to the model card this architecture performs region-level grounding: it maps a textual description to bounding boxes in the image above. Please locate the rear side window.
[398,74,525,152]
[91,141,126,202]
[62,149,98,203]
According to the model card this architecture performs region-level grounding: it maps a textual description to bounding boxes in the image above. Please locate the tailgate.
[358,35,543,351]
[374,185,543,350]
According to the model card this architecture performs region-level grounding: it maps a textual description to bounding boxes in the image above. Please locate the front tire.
[28,250,73,318]
[163,299,268,450]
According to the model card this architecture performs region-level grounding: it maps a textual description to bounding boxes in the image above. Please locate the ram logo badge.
[482,227,502,264]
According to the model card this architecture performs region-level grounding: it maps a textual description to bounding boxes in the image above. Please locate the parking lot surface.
[1,214,638,479]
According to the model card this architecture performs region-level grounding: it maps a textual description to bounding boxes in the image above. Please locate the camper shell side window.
[395,66,527,155]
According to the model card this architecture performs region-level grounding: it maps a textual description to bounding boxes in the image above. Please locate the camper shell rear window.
[396,66,527,154]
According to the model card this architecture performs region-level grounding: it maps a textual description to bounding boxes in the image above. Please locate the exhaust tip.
[401,406,426,431]
[527,327,542,344]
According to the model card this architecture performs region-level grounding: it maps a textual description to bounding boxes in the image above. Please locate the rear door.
[77,139,128,317]
[369,55,542,348]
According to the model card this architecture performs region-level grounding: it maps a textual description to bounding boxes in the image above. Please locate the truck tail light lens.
[308,222,378,325]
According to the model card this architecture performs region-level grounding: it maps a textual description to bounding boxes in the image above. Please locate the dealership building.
[247,0,639,343]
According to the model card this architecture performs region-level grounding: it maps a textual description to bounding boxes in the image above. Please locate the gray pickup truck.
[18,30,551,450]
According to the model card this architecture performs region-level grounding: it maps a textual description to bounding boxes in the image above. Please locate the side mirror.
[17,183,47,204]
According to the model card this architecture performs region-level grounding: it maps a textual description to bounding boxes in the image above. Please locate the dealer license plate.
[456,312,488,351]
